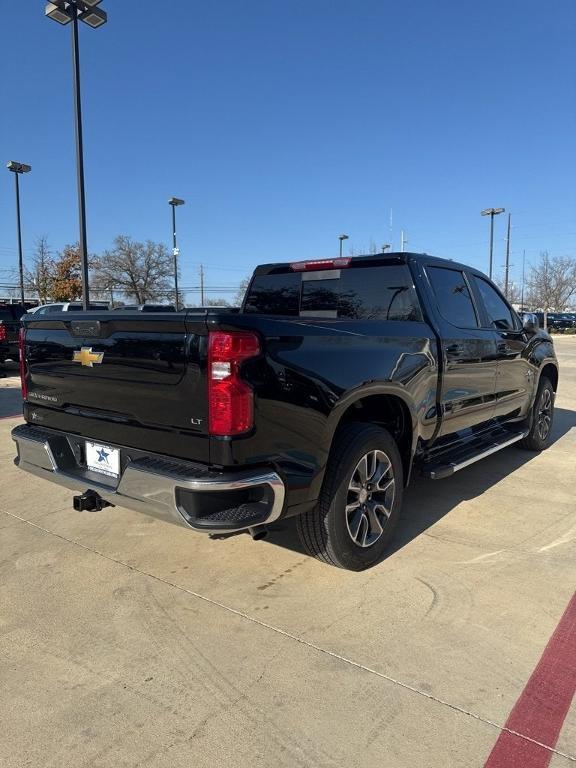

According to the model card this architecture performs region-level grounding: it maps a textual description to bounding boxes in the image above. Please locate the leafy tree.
[50,243,83,301]
[93,236,173,304]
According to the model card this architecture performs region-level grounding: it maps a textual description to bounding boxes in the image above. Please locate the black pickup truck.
[12,253,558,570]
[0,304,27,368]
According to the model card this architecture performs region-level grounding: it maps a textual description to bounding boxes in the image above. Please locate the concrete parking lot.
[1,340,575,768]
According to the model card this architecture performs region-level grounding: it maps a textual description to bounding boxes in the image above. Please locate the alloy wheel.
[346,449,395,548]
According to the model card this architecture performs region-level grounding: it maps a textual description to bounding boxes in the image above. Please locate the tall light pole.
[481,207,505,280]
[169,198,185,310]
[338,234,349,258]
[45,1,108,311]
[504,213,512,299]
[6,162,32,306]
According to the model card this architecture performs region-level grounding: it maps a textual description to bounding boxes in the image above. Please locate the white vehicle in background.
[28,302,110,315]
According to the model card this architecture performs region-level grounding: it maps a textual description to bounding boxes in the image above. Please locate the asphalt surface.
[1,339,575,767]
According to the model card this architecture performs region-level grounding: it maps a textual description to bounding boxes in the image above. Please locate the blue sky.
[1,0,575,301]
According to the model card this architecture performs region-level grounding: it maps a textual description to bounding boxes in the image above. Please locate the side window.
[427,267,478,328]
[473,277,517,331]
[46,305,64,314]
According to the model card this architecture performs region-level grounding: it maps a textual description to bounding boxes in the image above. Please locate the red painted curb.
[484,592,576,767]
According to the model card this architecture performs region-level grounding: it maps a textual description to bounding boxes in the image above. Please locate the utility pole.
[504,213,511,299]
[481,207,505,279]
[521,249,526,310]
[200,264,205,306]
[400,230,406,253]
[389,208,393,252]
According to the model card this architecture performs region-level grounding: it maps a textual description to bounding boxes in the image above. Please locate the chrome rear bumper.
[11,424,285,534]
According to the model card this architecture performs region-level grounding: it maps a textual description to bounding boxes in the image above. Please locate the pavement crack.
[5,510,576,765]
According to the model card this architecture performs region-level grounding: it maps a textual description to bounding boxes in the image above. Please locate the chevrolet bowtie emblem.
[73,347,104,367]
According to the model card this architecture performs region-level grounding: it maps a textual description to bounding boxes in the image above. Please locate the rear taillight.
[0,325,7,342]
[208,331,260,436]
[19,327,28,400]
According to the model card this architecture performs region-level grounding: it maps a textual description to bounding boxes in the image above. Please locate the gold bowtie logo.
[73,347,104,367]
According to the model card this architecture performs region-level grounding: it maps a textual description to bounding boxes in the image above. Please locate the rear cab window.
[244,261,423,321]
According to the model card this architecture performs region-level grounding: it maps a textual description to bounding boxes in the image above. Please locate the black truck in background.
[12,253,558,570]
[0,304,27,369]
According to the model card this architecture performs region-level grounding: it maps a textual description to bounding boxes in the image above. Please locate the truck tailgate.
[22,313,210,463]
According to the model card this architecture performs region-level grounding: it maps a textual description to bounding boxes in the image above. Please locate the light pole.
[6,161,32,306]
[381,244,391,252]
[45,1,108,310]
[169,198,185,310]
[338,234,349,258]
[481,207,505,280]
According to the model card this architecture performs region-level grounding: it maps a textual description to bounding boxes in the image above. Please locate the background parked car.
[28,302,110,315]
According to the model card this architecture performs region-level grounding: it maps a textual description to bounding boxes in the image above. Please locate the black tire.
[520,376,555,451]
[296,422,403,571]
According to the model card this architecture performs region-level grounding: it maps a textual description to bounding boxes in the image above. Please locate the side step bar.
[422,430,528,480]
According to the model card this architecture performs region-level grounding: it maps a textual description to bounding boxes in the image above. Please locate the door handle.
[446,343,462,355]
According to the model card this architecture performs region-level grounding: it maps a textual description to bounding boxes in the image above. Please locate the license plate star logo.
[97,448,110,464]
[73,347,104,367]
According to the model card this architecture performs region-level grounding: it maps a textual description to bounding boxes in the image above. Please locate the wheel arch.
[540,362,558,392]
[328,389,416,485]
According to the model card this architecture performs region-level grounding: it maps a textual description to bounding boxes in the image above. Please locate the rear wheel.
[296,423,403,570]
[520,376,554,451]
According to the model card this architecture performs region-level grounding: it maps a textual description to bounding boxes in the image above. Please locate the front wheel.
[520,376,555,451]
[296,423,403,570]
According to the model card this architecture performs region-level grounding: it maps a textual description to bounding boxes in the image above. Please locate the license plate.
[86,441,120,478]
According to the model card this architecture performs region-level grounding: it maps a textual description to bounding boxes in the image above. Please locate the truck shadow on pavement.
[263,406,576,561]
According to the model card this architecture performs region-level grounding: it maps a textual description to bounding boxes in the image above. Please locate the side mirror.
[522,313,539,333]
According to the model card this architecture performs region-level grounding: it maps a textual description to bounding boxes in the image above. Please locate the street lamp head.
[45,1,108,28]
[338,234,349,241]
[481,207,505,216]
[168,197,186,207]
[7,161,32,174]
[79,6,107,27]
[45,2,72,24]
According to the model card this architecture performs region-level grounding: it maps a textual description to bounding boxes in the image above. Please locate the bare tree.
[526,252,576,324]
[93,236,173,304]
[204,297,231,307]
[234,277,250,306]
[25,236,53,303]
[494,273,522,305]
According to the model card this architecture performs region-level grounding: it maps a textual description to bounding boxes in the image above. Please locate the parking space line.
[484,592,576,767]
[3,509,576,765]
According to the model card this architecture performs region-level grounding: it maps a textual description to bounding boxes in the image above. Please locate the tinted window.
[0,306,14,320]
[427,267,478,328]
[245,264,422,321]
[301,265,422,321]
[0,305,25,320]
[46,305,64,313]
[473,276,517,330]
[244,272,301,315]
